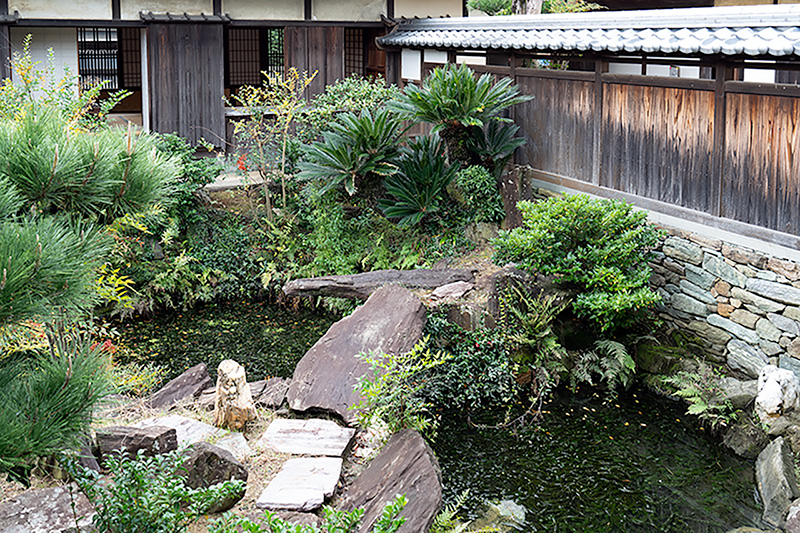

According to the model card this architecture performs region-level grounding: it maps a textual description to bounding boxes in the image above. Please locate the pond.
[119,302,762,531]
[434,387,764,532]
[117,300,337,381]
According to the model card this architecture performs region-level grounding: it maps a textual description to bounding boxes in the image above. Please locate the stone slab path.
[257,418,355,457]
[255,457,343,512]
[134,414,252,460]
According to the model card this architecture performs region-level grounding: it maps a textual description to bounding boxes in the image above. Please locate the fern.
[430,490,498,533]
[662,366,738,430]
[570,339,636,394]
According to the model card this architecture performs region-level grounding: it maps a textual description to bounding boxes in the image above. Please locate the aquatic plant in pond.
[433,387,763,532]
[117,301,336,383]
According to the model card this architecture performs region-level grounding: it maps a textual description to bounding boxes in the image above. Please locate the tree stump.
[213,360,257,430]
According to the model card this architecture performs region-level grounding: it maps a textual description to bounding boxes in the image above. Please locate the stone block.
[662,236,703,265]
[769,258,800,282]
[709,314,760,344]
[757,318,783,343]
[747,278,800,307]
[257,418,356,457]
[731,309,760,329]
[96,425,177,460]
[686,320,732,345]
[0,484,95,532]
[133,414,252,461]
[756,365,800,424]
[180,442,248,513]
[684,264,716,290]
[727,339,769,378]
[770,313,800,336]
[671,293,709,317]
[761,340,783,357]
[679,280,716,304]
[731,286,786,314]
[715,280,732,297]
[256,457,343,511]
[704,254,747,288]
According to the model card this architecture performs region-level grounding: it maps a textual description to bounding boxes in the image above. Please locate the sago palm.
[390,63,531,166]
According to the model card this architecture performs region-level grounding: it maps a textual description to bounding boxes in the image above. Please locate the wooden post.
[0,25,9,82]
[711,61,732,218]
[213,0,221,16]
[387,0,395,19]
[304,0,312,20]
[591,58,606,185]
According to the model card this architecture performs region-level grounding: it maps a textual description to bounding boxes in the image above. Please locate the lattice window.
[345,28,364,77]
[226,27,284,90]
[78,28,119,89]
[119,28,141,89]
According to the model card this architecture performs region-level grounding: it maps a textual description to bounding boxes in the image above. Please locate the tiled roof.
[377,5,800,57]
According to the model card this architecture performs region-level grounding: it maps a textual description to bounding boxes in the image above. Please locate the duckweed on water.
[117,301,337,382]
[434,387,763,532]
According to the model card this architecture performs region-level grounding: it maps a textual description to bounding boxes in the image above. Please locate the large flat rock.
[0,484,95,532]
[756,436,800,527]
[134,414,252,460]
[145,363,212,410]
[282,268,474,300]
[286,285,426,425]
[340,429,443,533]
[256,457,343,512]
[257,418,355,457]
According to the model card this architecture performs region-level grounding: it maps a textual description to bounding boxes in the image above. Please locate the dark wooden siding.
[600,83,715,213]
[723,93,800,235]
[284,26,344,97]
[444,62,800,241]
[515,72,594,181]
[148,23,225,146]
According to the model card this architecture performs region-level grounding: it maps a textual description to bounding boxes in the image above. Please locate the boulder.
[756,437,800,527]
[340,429,443,533]
[282,269,474,300]
[133,414,252,461]
[198,377,290,410]
[256,457,343,512]
[145,363,213,410]
[179,442,248,514]
[257,418,355,457]
[786,497,800,533]
[722,416,770,460]
[727,339,769,378]
[213,360,258,431]
[430,281,474,302]
[756,365,800,424]
[286,285,426,424]
[0,484,95,532]
[96,425,178,460]
[718,377,758,409]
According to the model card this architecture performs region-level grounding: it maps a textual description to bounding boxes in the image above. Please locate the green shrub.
[0,333,112,478]
[390,63,530,168]
[298,108,402,198]
[452,165,505,223]
[353,338,449,439]
[493,195,663,332]
[422,313,521,413]
[211,494,407,533]
[297,75,401,142]
[69,448,245,533]
[380,134,458,228]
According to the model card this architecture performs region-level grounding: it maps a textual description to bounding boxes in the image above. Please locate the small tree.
[228,68,316,220]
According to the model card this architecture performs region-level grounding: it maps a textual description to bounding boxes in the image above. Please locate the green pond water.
[119,303,762,532]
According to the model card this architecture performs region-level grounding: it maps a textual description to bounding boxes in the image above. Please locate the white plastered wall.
[9,0,112,19]
[395,0,462,18]
[122,0,213,19]
[222,0,303,20]
[402,49,421,80]
[9,27,79,96]
[312,0,384,20]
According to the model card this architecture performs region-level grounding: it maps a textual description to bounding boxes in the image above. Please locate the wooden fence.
[426,61,800,246]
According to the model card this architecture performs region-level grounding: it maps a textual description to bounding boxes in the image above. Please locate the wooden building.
[379,5,800,250]
[0,0,465,145]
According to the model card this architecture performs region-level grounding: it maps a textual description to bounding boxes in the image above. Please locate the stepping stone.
[257,418,355,457]
[134,415,252,461]
[256,457,342,512]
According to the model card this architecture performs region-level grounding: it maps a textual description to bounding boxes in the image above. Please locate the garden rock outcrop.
[286,284,426,424]
[756,365,800,424]
[0,484,95,533]
[282,268,474,300]
[756,437,800,527]
[179,442,248,513]
[213,359,258,431]
[145,362,213,409]
[96,425,178,459]
[340,428,443,533]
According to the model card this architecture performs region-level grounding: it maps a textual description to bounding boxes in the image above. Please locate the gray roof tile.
[378,4,800,58]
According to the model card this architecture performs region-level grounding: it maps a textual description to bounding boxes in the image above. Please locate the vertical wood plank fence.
[423,61,800,243]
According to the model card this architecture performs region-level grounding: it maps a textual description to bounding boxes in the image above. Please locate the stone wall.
[649,227,800,380]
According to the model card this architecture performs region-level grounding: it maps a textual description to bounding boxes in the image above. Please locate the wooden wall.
[455,62,800,240]
[285,26,344,97]
[148,23,225,146]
